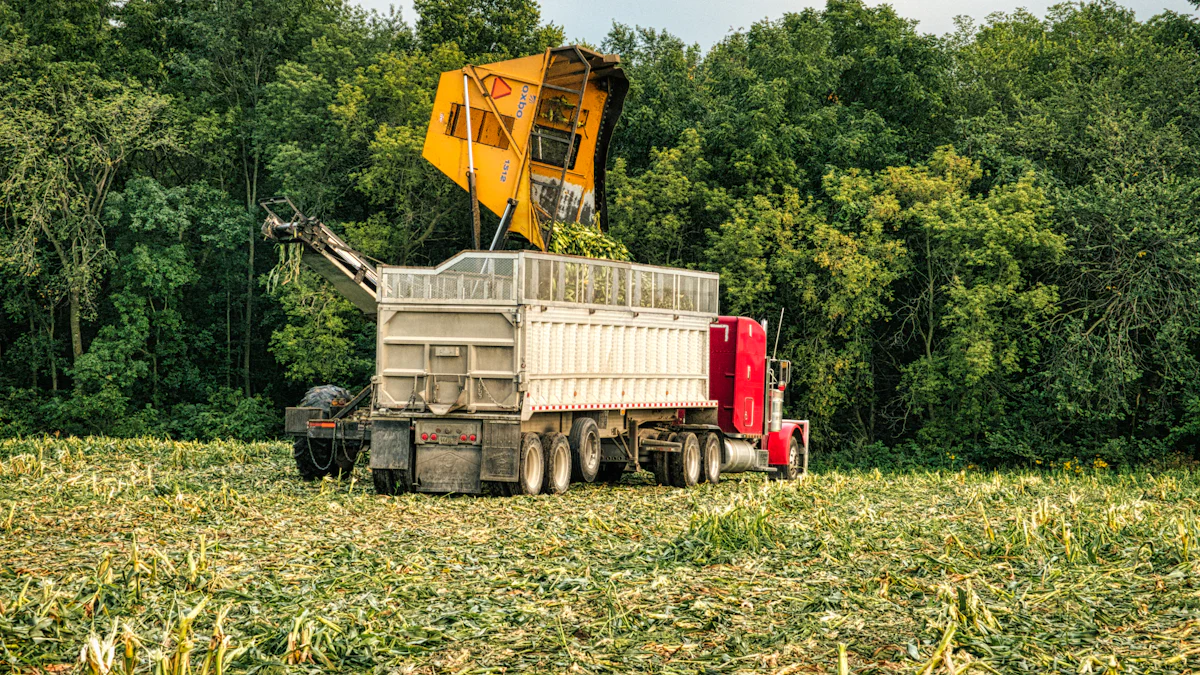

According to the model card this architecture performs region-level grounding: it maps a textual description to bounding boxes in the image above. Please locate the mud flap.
[414,447,482,494]
[369,420,411,470]
[480,421,521,482]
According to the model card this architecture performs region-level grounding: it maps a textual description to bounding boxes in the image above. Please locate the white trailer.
[363,251,723,495]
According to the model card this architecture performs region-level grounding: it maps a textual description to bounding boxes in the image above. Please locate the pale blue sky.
[354,0,1198,47]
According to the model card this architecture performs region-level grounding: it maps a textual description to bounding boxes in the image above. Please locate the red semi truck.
[709,316,809,481]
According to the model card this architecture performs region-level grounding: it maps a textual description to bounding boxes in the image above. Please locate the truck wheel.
[372,468,407,495]
[541,433,572,495]
[597,462,626,483]
[299,384,352,414]
[702,432,722,484]
[668,432,701,488]
[513,433,544,496]
[774,435,805,480]
[568,417,601,483]
[651,432,671,485]
[293,437,333,481]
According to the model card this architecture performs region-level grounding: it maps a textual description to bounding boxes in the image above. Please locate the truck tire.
[773,435,806,480]
[568,417,601,483]
[596,462,626,483]
[702,432,722,484]
[299,384,351,414]
[512,433,544,496]
[293,437,334,481]
[668,432,701,488]
[372,468,408,495]
[541,433,572,495]
[651,432,671,486]
[292,385,351,481]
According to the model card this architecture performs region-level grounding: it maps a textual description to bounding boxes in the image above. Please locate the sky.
[354,0,1198,48]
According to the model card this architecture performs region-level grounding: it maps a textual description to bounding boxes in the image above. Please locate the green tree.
[413,0,562,58]
[0,41,174,362]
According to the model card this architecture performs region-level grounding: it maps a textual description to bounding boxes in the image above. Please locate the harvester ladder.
[537,46,591,248]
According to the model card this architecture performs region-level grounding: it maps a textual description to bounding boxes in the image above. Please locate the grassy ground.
[2,437,1200,674]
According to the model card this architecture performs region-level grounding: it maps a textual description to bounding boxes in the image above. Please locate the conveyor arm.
[260,197,379,317]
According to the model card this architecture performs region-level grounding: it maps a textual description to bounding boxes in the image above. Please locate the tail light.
[430,433,437,441]
[421,433,429,441]
[469,434,477,442]
[460,434,467,441]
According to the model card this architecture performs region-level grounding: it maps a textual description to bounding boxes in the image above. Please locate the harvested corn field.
[2,437,1200,674]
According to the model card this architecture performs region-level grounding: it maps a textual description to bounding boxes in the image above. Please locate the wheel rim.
[584,434,600,471]
[789,440,800,477]
[685,442,700,484]
[705,437,720,481]
[554,444,571,488]
[524,444,543,491]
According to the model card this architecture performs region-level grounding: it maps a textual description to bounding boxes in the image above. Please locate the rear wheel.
[701,432,722,484]
[650,432,671,485]
[513,433,544,496]
[293,437,333,481]
[541,433,572,495]
[668,432,701,488]
[568,417,601,483]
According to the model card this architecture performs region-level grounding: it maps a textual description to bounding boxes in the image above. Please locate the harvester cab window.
[530,125,581,170]
[446,104,515,150]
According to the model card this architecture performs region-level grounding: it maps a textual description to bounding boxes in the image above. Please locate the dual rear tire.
[503,421,597,496]
[701,432,722,484]
[541,433,572,495]
[496,432,568,497]
[667,432,702,488]
[649,432,707,488]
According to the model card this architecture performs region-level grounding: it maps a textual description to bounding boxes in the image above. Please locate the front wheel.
[293,437,333,481]
[774,436,807,480]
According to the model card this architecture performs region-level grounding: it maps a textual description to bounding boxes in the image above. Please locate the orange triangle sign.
[490,77,512,100]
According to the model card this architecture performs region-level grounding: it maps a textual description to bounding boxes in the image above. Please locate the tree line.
[1,0,1197,466]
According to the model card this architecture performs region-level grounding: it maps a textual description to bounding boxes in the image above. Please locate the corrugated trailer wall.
[378,252,719,419]
[524,308,712,414]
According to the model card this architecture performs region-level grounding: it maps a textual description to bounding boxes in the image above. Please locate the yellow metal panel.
[422,47,626,251]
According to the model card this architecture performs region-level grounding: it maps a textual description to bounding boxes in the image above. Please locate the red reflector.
[460,434,467,441]
[469,434,477,442]
[308,420,336,428]
[421,433,429,441]
[430,433,437,441]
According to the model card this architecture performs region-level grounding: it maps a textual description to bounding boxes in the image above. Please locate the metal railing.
[381,251,719,315]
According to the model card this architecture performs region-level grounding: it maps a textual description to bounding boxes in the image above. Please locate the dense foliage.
[0,0,1197,465]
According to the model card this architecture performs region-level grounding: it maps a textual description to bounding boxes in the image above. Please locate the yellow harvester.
[421,45,628,251]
